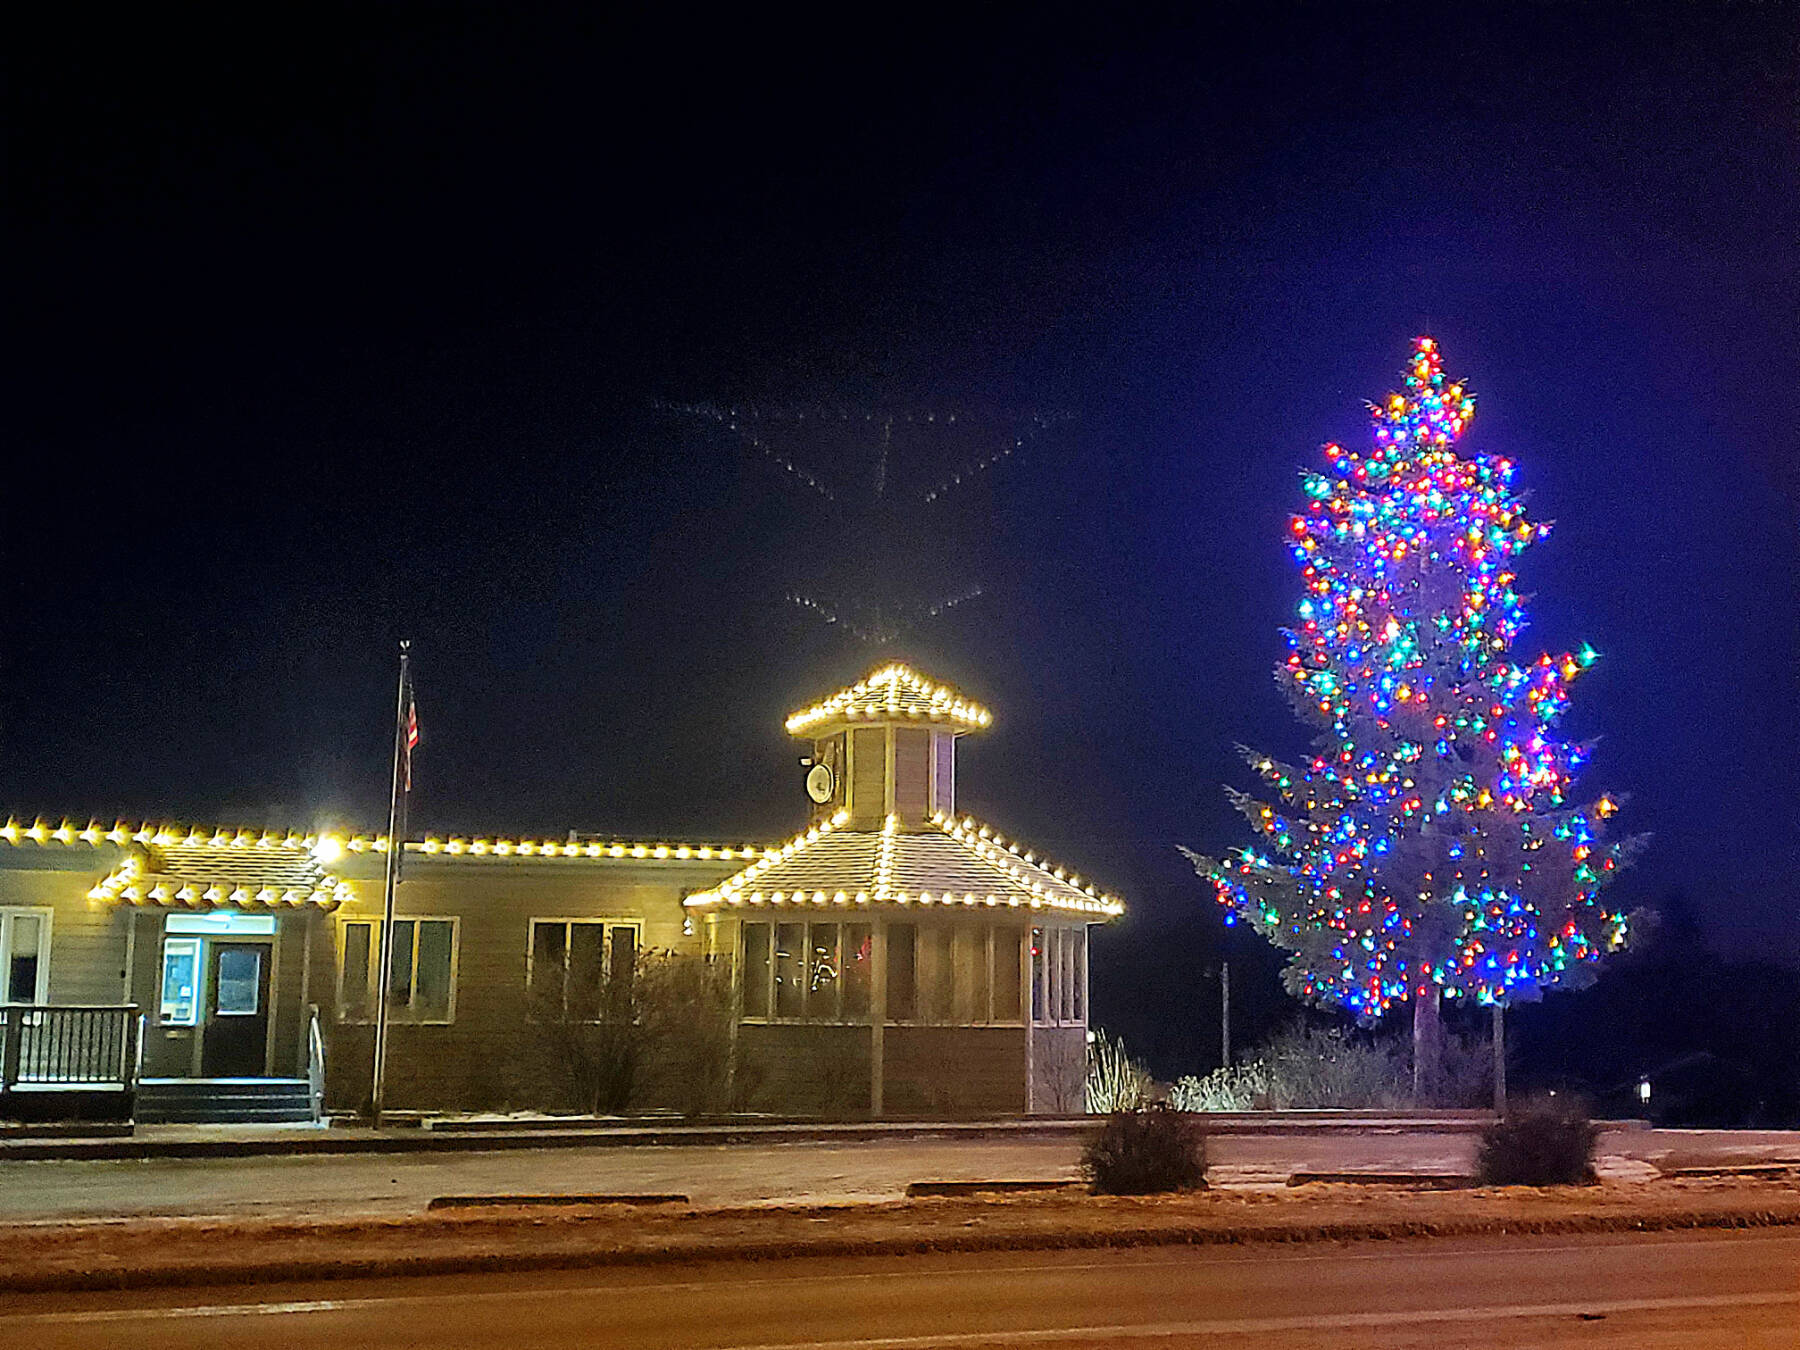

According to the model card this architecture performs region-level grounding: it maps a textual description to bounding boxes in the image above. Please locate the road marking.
[720,1292,1800,1348]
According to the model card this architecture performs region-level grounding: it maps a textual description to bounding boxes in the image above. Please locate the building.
[0,664,1122,1122]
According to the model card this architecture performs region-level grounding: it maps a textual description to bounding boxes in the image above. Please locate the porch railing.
[306,1003,326,1122]
[0,1005,141,1092]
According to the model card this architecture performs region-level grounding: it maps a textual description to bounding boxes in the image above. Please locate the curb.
[1287,1171,1474,1188]
[6,1203,1800,1295]
[426,1193,689,1209]
[905,1180,1075,1197]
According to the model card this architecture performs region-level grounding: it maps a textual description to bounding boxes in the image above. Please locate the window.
[740,920,873,1023]
[919,927,954,1024]
[529,920,637,1020]
[808,923,840,1006]
[1031,926,1045,1022]
[339,918,457,1023]
[992,926,1023,1023]
[1065,928,1080,1022]
[842,924,872,1019]
[774,922,805,1019]
[953,927,988,1025]
[742,922,771,1018]
[159,937,200,1025]
[1029,927,1085,1026]
[215,947,263,1015]
[1,909,50,1005]
[340,923,373,1021]
[1065,927,1084,1022]
[886,923,916,1021]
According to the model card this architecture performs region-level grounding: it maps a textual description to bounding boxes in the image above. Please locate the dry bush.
[1478,1094,1598,1185]
[1082,1105,1208,1194]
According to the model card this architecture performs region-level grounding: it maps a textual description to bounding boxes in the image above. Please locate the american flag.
[404,693,420,792]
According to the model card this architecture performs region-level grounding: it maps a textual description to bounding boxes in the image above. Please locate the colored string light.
[1203,338,1642,1017]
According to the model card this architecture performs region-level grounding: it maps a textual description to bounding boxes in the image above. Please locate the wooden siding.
[849,727,886,826]
[892,728,930,822]
[735,1023,871,1117]
[322,856,736,1113]
[884,1026,1027,1116]
[0,863,131,1006]
[1029,1025,1087,1114]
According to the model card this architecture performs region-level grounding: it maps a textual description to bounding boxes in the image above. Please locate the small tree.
[530,959,640,1115]
[634,951,736,1117]
[1191,338,1644,1101]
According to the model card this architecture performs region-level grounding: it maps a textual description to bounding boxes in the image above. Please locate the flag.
[404,693,420,793]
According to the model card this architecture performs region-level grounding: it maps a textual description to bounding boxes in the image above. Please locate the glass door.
[200,941,271,1077]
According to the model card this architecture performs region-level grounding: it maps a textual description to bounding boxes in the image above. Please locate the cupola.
[785,663,991,829]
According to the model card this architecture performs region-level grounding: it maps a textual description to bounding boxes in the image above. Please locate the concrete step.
[136,1079,313,1125]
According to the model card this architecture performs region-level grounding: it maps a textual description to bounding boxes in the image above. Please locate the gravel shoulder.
[4,1176,1798,1295]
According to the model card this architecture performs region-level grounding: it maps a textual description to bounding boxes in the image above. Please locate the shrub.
[1169,1061,1272,1112]
[1084,1030,1149,1114]
[1477,1095,1598,1186]
[634,952,736,1117]
[1176,1021,1496,1112]
[1082,1105,1207,1194]
[1261,1021,1410,1109]
[533,949,736,1116]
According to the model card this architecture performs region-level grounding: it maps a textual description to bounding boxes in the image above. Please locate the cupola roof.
[784,663,992,737]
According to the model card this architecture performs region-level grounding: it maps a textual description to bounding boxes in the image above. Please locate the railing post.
[1,1009,22,1092]
[307,1005,326,1123]
[131,1011,146,1089]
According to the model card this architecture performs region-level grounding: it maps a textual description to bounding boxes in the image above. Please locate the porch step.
[136,1079,315,1125]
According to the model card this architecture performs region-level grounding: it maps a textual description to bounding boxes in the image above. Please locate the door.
[201,942,271,1077]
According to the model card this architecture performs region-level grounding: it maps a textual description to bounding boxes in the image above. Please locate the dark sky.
[8,6,1798,1064]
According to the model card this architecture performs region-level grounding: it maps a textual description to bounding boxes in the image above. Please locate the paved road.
[2,1229,1795,1347]
[0,1129,1795,1222]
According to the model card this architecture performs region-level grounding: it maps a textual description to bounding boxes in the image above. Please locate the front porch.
[0,1003,138,1122]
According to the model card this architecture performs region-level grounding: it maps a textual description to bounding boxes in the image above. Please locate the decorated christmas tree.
[1194,337,1644,1098]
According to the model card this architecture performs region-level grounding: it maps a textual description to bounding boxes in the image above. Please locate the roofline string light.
[785,663,993,735]
[1,819,764,864]
[683,809,1123,917]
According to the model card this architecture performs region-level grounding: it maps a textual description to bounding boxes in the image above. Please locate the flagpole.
[370,639,411,1127]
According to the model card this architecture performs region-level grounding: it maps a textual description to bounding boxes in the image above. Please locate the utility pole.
[1492,1003,1507,1116]
[1219,960,1231,1069]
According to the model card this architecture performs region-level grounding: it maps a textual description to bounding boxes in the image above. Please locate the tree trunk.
[1412,984,1442,1107]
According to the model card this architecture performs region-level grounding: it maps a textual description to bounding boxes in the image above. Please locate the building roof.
[0,819,765,866]
[683,810,1123,918]
[0,816,770,907]
[784,663,993,736]
[88,840,353,909]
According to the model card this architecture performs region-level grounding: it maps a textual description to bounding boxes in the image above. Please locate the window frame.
[0,907,53,1006]
[336,916,460,1025]
[738,918,873,1025]
[526,917,642,1022]
[1031,924,1088,1029]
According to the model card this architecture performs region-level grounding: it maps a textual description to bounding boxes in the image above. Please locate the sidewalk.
[0,1111,1507,1161]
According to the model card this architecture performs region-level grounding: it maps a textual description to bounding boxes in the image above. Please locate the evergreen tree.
[1193,338,1644,1098]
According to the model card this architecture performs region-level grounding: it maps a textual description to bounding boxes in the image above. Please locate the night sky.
[9,6,1798,1073]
